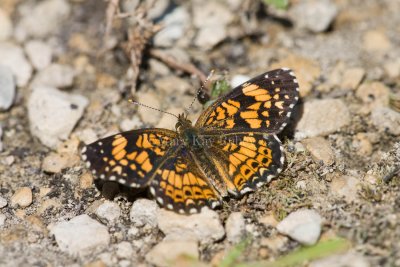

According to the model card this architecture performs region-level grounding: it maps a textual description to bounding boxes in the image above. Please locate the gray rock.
[50,214,110,256]
[371,107,400,136]
[226,212,246,243]
[0,196,7,208]
[130,198,159,228]
[25,40,53,70]
[295,99,351,139]
[154,7,190,47]
[145,239,198,267]
[0,214,6,228]
[31,64,75,89]
[291,0,338,33]
[0,65,15,110]
[15,0,71,40]
[157,208,225,244]
[96,201,121,224]
[193,1,232,49]
[0,9,12,41]
[0,42,32,87]
[277,209,322,245]
[28,86,88,148]
[310,251,370,267]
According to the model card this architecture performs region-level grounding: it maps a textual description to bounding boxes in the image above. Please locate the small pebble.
[145,239,199,267]
[28,86,88,148]
[0,8,12,41]
[15,0,71,40]
[277,209,323,246]
[11,187,33,208]
[356,82,390,112]
[330,175,360,202]
[130,199,159,228]
[363,30,392,53]
[157,207,225,244]
[0,42,32,86]
[291,0,338,33]
[50,214,110,256]
[302,137,335,165]
[258,213,279,228]
[341,67,365,90]
[115,241,134,259]
[41,152,80,173]
[371,107,400,136]
[0,196,7,208]
[0,214,6,227]
[96,201,121,224]
[225,212,245,243]
[0,65,15,110]
[30,64,75,89]
[295,99,351,139]
[310,251,370,267]
[153,7,190,47]
[25,40,53,70]
[79,172,94,189]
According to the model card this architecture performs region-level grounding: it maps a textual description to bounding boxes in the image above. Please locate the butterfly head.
[175,113,193,133]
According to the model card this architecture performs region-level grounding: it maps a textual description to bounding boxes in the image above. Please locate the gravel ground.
[0,0,399,266]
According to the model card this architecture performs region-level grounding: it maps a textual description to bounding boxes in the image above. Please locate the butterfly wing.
[207,133,284,196]
[81,129,177,188]
[196,68,299,134]
[149,146,221,214]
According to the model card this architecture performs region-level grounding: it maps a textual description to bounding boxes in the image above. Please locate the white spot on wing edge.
[211,201,220,209]
[118,178,126,184]
[265,74,269,78]
[82,154,87,161]
[240,187,254,194]
[100,174,105,179]
[109,175,116,181]
[167,204,173,210]
[81,146,87,153]
[157,197,164,205]
[189,208,197,214]
[149,187,156,196]
[281,67,290,71]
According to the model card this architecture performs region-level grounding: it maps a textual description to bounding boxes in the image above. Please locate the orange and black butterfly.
[81,68,299,214]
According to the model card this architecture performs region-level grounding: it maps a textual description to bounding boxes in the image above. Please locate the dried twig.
[149,49,207,82]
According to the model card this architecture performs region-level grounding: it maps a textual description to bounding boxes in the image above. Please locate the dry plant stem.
[149,49,208,83]
[104,0,120,43]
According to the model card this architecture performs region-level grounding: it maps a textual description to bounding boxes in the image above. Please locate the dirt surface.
[0,0,399,266]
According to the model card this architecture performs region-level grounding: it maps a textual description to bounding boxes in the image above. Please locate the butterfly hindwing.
[207,133,284,196]
[196,68,299,134]
[149,147,221,214]
[81,129,177,188]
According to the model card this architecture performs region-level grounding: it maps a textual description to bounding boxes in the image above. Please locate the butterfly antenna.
[185,70,215,115]
[128,99,179,119]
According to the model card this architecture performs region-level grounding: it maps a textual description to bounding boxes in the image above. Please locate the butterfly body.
[82,68,299,214]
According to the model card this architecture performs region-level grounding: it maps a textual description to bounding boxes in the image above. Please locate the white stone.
[130,198,159,228]
[15,0,71,40]
[28,86,88,148]
[194,25,226,49]
[115,241,134,259]
[277,209,322,246]
[0,214,6,228]
[295,99,351,139]
[0,9,12,41]
[231,75,251,88]
[157,207,225,244]
[310,251,370,267]
[0,196,7,208]
[50,214,110,256]
[154,7,190,47]
[0,65,15,110]
[145,239,199,267]
[31,64,75,89]
[225,212,246,243]
[371,107,400,136]
[291,0,338,33]
[96,201,121,224]
[25,40,53,70]
[0,42,32,87]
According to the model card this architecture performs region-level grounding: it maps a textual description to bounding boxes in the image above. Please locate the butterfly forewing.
[82,129,177,188]
[196,68,299,134]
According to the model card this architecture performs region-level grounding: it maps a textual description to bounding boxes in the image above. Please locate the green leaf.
[211,79,231,99]
[262,0,289,10]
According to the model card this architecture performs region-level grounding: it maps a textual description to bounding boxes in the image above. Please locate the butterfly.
[81,68,299,214]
